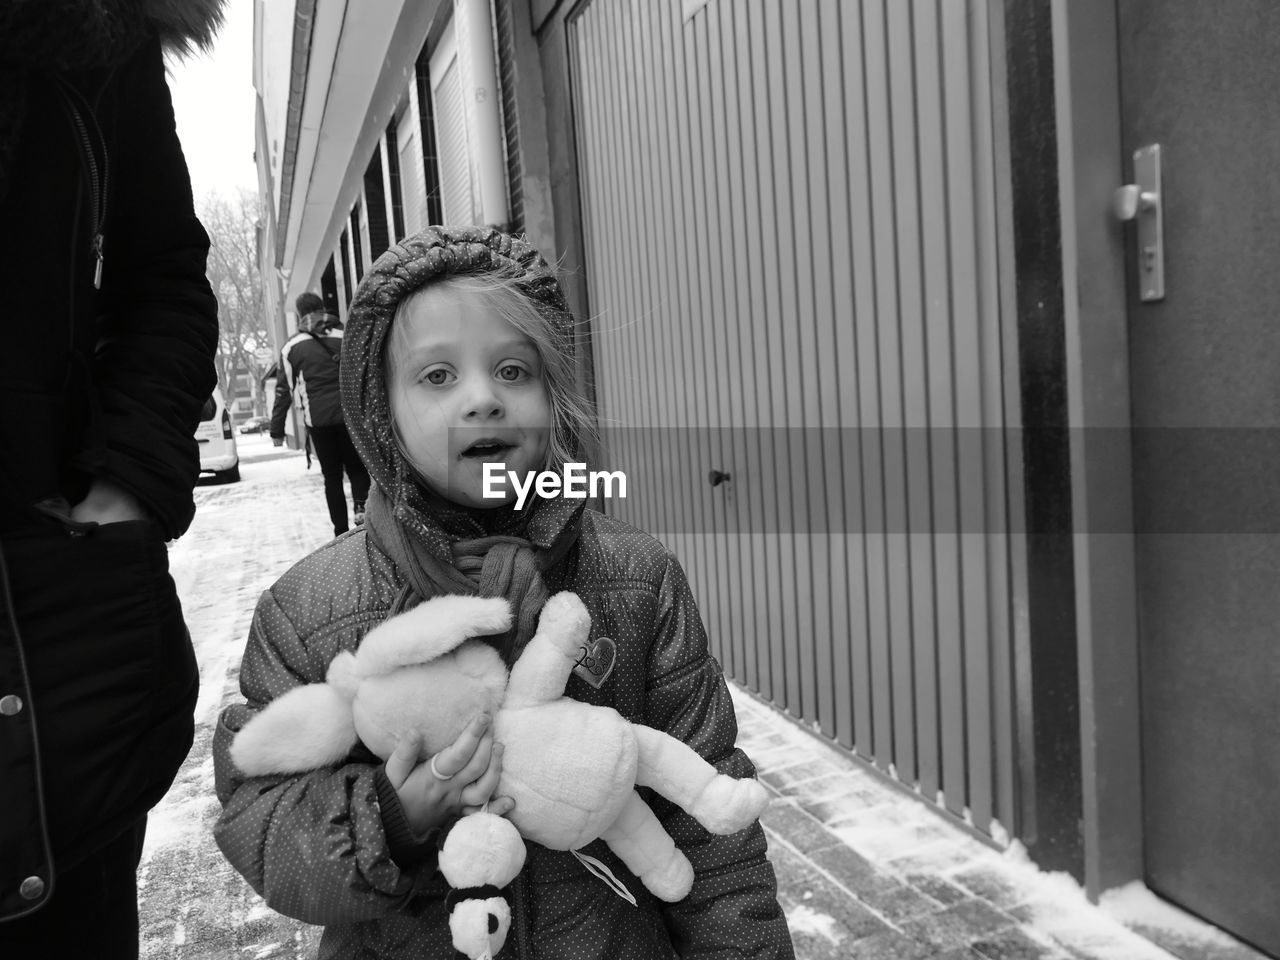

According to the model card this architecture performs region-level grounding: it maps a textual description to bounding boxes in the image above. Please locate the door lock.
[1113,143,1164,302]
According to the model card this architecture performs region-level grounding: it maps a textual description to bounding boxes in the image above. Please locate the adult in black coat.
[0,2,222,955]
[271,292,372,536]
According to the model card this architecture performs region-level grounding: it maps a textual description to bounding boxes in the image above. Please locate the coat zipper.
[52,76,110,290]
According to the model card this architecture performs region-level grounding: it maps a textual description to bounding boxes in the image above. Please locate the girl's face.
[388,282,551,508]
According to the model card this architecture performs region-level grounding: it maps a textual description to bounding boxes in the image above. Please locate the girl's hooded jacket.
[212,228,794,959]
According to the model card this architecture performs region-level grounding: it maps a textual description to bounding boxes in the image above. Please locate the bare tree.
[198,188,272,415]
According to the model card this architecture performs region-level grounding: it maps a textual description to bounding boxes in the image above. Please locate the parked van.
[196,386,240,482]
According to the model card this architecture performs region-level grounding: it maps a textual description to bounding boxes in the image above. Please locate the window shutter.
[429,20,475,226]
[396,124,426,235]
[396,87,429,236]
[433,58,472,225]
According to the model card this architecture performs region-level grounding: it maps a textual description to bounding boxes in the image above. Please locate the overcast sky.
[167,1,259,202]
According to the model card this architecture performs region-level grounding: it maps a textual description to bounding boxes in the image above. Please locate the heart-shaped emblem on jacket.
[572,636,617,688]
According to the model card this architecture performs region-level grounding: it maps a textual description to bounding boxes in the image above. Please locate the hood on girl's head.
[339,226,577,496]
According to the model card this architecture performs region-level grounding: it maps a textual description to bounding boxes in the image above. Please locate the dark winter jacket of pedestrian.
[0,5,220,539]
[212,229,793,959]
[0,0,221,924]
[269,317,346,437]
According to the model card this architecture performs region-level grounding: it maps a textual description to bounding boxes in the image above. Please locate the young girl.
[212,226,794,959]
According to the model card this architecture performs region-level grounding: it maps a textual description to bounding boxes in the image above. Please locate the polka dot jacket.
[211,513,795,959]
[211,227,794,958]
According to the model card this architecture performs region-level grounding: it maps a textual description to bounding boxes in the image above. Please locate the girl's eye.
[497,364,528,382]
[423,368,453,386]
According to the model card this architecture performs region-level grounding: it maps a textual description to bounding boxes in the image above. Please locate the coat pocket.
[6,516,195,857]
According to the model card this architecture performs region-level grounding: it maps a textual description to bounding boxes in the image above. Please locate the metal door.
[1118,2,1280,952]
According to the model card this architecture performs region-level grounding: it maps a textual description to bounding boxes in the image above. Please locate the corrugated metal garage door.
[570,0,1018,835]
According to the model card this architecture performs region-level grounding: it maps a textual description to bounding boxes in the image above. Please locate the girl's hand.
[383,713,515,834]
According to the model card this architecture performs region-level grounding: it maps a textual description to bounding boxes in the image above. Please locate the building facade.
[251,1,1280,954]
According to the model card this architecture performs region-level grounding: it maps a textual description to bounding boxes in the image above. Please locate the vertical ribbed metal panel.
[915,0,953,804]
[569,0,1014,836]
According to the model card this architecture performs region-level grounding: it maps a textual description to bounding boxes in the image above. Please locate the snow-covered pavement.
[729,685,1268,960]
[135,434,1266,960]
[139,434,329,958]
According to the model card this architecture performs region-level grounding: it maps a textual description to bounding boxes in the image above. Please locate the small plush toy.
[438,809,526,960]
[231,591,769,959]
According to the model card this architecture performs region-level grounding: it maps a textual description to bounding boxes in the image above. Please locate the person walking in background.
[0,1,223,957]
[271,291,371,535]
[213,226,793,959]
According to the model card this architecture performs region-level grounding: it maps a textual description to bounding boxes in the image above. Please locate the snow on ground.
[138,435,329,959]
[784,903,845,948]
[1099,883,1266,960]
[1101,883,1240,944]
[729,684,1268,960]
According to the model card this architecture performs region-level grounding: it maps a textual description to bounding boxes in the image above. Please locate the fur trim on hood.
[0,0,226,197]
[0,0,226,65]
[145,0,227,58]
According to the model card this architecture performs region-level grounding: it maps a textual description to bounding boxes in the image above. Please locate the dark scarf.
[364,479,583,664]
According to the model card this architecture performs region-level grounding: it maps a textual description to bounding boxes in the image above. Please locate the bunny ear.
[230,683,357,776]
[356,595,513,677]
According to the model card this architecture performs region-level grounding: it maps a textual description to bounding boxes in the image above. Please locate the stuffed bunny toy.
[231,591,769,959]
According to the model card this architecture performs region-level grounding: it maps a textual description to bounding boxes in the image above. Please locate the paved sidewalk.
[730,685,1269,960]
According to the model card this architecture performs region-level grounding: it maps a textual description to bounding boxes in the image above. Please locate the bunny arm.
[600,790,694,902]
[504,591,592,709]
[229,682,358,776]
[631,724,770,835]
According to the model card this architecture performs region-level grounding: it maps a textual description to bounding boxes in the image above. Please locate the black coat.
[0,34,218,538]
[270,322,347,435]
[0,32,216,922]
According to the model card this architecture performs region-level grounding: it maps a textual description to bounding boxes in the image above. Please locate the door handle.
[1113,143,1164,302]
[1112,184,1157,221]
